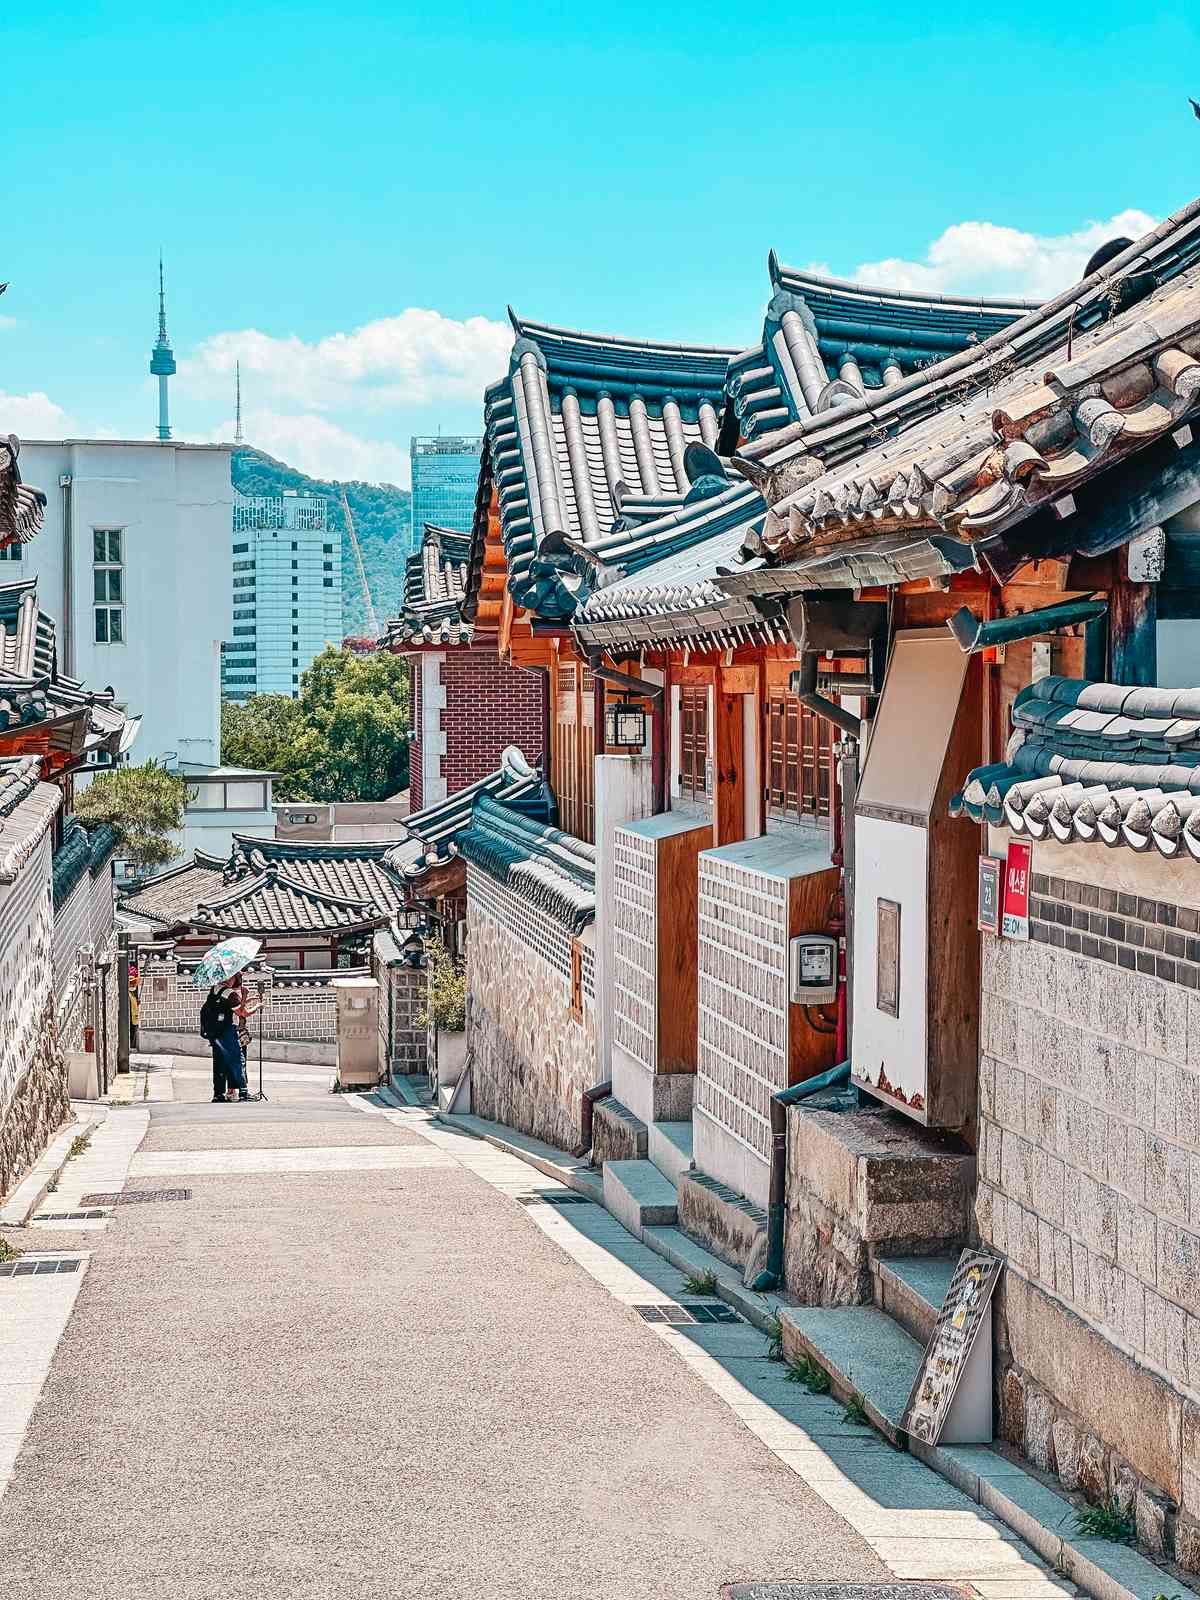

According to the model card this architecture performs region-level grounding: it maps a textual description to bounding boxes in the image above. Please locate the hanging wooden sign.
[901,1248,1001,1445]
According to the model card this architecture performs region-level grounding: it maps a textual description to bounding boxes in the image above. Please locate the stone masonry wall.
[979,863,1200,1567]
[466,865,596,1153]
[0,833,66,1201]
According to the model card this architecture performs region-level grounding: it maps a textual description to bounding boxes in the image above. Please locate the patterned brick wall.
[612,826,656,1072]
[441,649,545,793]
[372,938,428,1075]
[979,877,1200,1394]
[466,864,596,1152]
[138,954,346,1042]
[696,853,790,1165]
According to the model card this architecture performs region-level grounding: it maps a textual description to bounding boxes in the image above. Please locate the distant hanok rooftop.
[384,522,472,648]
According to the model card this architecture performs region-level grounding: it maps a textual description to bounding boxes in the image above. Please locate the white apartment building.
[221,490,342,700]
[14,440,232,770]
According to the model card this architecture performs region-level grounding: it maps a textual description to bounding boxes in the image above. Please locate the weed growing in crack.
[1075,1500,1137,1545]
[784,1354,830,1394]
[682,1270,719,1297]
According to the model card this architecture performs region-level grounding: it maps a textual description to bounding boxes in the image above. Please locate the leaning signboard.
[901,1248,1002,1446]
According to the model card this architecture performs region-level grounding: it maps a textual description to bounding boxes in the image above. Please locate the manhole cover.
[0,1258,82,1279]
[80,1188,192,1206]
[722,1587,978,1600]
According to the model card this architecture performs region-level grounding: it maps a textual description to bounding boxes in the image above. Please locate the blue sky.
[3,0,1198,483]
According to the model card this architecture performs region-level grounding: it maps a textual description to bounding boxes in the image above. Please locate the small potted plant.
[423,940,467,1094]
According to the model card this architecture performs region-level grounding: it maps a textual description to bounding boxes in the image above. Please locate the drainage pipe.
[794,652,861,738]
[574,1078,613,1159]
[750,1060,851,1292]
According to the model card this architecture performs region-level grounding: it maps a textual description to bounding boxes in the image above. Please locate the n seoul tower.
[149,255,176,440]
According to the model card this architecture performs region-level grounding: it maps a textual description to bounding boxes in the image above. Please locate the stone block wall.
[980,859,1200,1567]
[0,832,66,1200]
[465,864,596,1153]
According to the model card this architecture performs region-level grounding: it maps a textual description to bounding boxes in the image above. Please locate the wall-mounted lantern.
[604,697,647,750]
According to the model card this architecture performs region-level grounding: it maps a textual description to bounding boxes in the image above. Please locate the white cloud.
[0,389,75,438]
[201,408,410,485]
[184,308,512,415]
[808,209,1158,302]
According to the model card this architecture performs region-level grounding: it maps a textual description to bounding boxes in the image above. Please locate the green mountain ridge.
[231,445,412,636]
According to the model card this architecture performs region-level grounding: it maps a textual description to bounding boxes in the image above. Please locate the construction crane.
[338,484,380,641]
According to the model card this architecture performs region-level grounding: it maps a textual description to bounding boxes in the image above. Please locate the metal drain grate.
[32,1209,109,1222]
[634,1302,744,1326]
[80,1188,192,1206]
[515,1192,593,1207]
[0,1257,82,1278]
[722,1586,978,1600]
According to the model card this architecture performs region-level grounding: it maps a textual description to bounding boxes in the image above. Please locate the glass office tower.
[221,490,342,701]
[409,436,482,555]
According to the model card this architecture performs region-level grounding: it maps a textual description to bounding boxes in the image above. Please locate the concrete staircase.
[597,1117,696,1239]
[646,1121,693,1186]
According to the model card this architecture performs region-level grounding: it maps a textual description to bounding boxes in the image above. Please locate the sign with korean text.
[977,856,1002,936]
[1001,841,1032,941]
[901,1248,1002,1445]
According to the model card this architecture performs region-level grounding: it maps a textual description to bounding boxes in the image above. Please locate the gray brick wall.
[979,886,1200,1397]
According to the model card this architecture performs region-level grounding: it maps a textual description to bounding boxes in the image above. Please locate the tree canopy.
[74,759,190,872]
[222,646,410,803]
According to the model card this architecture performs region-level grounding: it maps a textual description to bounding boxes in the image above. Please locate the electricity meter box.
[789,934,838,1006]
[332,977,382,1089]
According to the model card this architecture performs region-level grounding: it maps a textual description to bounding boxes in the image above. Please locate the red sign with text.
[1002,841,1033,941]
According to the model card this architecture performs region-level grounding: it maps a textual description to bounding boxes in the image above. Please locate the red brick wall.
[403,646,546,809]
[442,648,546,792]
[409,658,423,811]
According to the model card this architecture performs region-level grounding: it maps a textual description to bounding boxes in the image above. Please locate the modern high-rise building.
[221,490,342,702]
[409,436,481,555]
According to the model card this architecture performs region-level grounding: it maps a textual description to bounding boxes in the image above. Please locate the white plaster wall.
[852,813,929,1109]
[420,651,447,805]
[20,441,232,770]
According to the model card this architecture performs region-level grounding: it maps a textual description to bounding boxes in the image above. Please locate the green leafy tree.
[221,647,410,803]
[74,759,189,873]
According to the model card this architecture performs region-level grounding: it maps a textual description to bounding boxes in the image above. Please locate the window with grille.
[679,686,710,799]
[767,689,833,820]
[93,529,124,644]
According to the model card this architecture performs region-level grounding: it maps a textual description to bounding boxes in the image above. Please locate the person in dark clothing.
[200,985,244,1103]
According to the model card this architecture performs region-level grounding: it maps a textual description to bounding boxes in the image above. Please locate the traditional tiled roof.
[734,198,1200,579]
[726,254,1034,445]
[230,834,409,917]
[388,746,556,890]
[0,436,46,549]
[384,523,473,648]
[458,793,596,933]
[52,820,119,910]
[0,578,56,679]
[192,867,386,937]
[467,314,735,621]
[118,850,228,925]
[954,677,1200,860]
[0,755,60,884]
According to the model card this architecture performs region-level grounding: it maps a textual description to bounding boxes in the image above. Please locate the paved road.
[0,1060,886,1600]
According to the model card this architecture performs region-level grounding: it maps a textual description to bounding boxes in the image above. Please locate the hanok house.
[557,260,1029,1246]
[385,520,544,811]
[708,197,1200,1567]
[120,833,410,970]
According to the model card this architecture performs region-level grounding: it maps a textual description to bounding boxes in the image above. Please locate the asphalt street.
[0,1060,885,1600]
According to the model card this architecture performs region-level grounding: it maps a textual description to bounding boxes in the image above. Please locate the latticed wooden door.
[679,686,710,799]
[768,689,833,819]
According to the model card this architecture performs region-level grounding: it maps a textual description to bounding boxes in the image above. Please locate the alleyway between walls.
[1,1062,1075,1600]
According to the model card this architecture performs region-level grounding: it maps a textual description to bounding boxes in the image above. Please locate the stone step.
[779,1304,923,1447]
[873,1255,957,1347]
[646,1121,693,1188]
[601,1159,678,1239]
